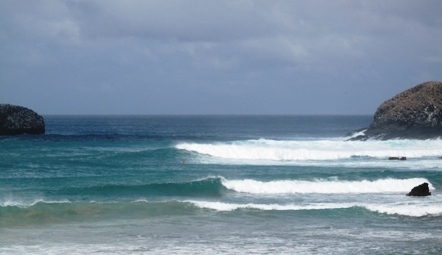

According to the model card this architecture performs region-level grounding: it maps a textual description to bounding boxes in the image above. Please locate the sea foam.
[187,201,355,211]
[220,177,433,194]
[187,200,442,217]
[0,198,71,208]
[365,204,442,217]
[176,139,442,162]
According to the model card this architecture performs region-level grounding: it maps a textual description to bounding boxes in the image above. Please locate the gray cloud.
[1,0,441,114]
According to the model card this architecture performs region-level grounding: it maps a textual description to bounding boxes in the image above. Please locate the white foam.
[294,159,442,170]
[0,199,71,208]
[364,204,442,217]
[176,139,442,162]
[188,200,442,217]
[187,200,356,211]
[221,178,434,194]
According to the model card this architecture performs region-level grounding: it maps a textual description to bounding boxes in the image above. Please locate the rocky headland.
[349,81,442,140]
[0,104,45,135]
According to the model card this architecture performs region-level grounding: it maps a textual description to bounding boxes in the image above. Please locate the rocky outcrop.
[407,183,431,197]
[0,104,45,135]
[350,81,442,140]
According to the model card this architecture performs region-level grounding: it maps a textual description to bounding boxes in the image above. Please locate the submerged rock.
[388,157,406,160]
[407,183,431,197]
[0,104,45,135]
[349,81,442,140]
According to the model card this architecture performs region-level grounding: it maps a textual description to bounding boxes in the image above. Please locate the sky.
[1,0,441,115]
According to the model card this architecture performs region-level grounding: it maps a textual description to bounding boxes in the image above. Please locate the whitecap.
[176,139,442,162]
[221,178,434,194]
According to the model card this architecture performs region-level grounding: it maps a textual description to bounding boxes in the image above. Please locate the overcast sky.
[1,0,441,115]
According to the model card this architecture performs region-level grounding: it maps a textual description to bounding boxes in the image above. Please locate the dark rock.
[388,157,406,160]
[350,81,442,140]
[407,182,431,197]
[0,104,45,135]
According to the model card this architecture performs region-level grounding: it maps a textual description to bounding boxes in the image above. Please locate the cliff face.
[360,81,442,140]
[0,104,45,135]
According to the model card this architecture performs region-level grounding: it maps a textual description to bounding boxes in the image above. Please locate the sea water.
[1,115,442,254]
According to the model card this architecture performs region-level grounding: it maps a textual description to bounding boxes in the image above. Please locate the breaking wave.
[176,139,442,162]
[188,200,442,217]
[221,177,434,194]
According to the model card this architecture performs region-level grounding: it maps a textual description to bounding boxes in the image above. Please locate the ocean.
[1,115,442,254]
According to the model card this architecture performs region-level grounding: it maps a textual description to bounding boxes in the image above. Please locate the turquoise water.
[1,115,442,254]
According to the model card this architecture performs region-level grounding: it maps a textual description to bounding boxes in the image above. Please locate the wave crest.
[176,139,442,162]
[221,178,434,194]
[188,200,442,217]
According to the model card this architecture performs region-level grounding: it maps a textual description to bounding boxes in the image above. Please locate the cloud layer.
[1,0,441,114]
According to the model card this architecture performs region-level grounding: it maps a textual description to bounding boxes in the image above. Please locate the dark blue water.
[1,115,442,254]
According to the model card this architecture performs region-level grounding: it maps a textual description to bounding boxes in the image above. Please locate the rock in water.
[407,183,431,197]
[388,157,406,160]
[350,81,442,140]
[0,104,45,135]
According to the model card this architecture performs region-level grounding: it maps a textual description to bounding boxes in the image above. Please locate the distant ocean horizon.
[1,115,442,254]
